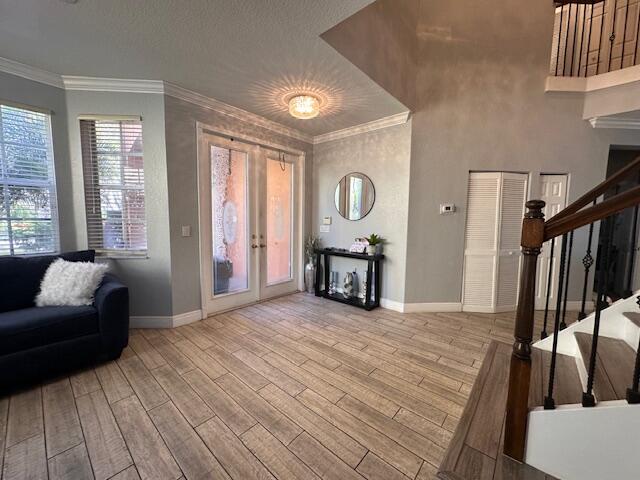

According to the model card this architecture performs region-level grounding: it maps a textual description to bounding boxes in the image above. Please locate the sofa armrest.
[94,273,129,353]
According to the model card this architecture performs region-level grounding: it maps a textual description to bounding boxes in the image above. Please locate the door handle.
[251,244,258,249]
[259,244,266,248]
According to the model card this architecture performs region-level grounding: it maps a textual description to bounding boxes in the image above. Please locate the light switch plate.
[319,225,330,233]
[323,216,332,225]
[181,225,191,237]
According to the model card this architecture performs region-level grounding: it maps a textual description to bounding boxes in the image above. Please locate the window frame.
[0,100,60,257]
[79,115,148,258]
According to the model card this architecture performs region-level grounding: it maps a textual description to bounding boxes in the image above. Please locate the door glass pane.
[211,145,248,295]
[266,157,293,285]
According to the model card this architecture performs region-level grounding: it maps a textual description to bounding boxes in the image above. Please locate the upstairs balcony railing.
[551,0,640,77]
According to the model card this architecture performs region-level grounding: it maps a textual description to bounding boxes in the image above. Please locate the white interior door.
[463,172,528,313]
[535,174,568,310]
[198,132,302,316]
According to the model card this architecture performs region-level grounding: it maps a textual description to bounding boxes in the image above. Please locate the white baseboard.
[380,298,405,312]
[380,299,463,313]
[130,309,203,329]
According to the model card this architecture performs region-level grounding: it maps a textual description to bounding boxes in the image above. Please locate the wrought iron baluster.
[577,3,587,77]
[583,216,615,407]
[585,4,595,76]
[625,294,640,403]
[556,5,565,76]
[579,200,597,320]
[625,202,639,297]
[596,0,606,74]
[544,233,569,410]
[563,4,572,76]
[542,237,556,339]
[561,230,574,330]
[608,0,619,73]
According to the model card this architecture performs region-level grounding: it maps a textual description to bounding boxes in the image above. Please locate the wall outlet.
[323,216,332,225]
[439,203,456,215]
[320,225,330,233]
[181,225,192,237]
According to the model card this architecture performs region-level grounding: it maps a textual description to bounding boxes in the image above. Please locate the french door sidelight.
[198,132,300,316]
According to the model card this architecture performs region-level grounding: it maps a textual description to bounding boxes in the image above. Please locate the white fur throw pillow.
[36,259,109,307]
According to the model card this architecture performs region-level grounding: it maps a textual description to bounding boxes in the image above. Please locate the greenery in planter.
[364,233,384,246]
[305,235,321,261]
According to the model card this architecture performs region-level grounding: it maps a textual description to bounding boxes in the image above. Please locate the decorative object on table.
[352,268,359,297]
[343,271,355,298]
[364,233,384,255]
[335,172,376,221]
[329,271,339,294]
[304,235,321,293]
[349,237,368,254]
[361,272,368,304]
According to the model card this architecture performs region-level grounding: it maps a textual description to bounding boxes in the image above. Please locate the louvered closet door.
[496,173,529,311]
[463,173,501,312]
[463,172,528,313]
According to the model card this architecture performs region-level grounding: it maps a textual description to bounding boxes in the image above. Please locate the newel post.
[504,200,545,461]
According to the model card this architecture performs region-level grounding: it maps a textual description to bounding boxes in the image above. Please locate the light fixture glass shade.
[288,95,320,119]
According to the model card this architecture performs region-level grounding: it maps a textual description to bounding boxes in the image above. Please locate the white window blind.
[0,103,59,256]
[80,118,147,256]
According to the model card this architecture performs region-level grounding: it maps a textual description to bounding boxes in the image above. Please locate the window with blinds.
[80,118,147,256]
[0,103,59,256]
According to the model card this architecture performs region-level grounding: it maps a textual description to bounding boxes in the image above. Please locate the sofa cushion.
[0,305,99,356]
[0,250,95,313]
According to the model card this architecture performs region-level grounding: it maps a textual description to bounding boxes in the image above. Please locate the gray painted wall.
[0,71,75,251]
[312,122,412,303]
[163,95,314,316]
[403,0,640,304]
[65,91,173,317]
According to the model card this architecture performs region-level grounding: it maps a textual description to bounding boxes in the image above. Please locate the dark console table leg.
[366,260,374,308]
[374,259,382,307]
[314,252,321,296]
[323,254,330,297]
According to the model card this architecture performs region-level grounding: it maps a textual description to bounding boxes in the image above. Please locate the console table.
[314,248,384,311]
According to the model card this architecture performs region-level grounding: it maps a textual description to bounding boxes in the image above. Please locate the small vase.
[375,244,383,255]
[304,258,316,293]
[366,245,376,255]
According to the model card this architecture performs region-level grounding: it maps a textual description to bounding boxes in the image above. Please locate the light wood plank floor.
[0,293,569,480]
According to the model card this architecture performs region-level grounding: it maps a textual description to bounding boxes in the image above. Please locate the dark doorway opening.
[595,148,640,302]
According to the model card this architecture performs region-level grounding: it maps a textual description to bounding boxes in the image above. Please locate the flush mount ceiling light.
[288,94,320,120]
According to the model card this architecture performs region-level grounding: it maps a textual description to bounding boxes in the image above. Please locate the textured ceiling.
[0,0,407,136]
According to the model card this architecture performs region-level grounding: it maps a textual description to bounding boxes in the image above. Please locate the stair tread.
[623,311,640,328]
[575,332,635,401]
[438,341,554,480]
[529,348,583,407]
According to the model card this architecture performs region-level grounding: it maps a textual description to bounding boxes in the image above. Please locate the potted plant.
[365,234,384,255]
[304,236,321,293]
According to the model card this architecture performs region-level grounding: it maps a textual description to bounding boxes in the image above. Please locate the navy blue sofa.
[0,250,129,390]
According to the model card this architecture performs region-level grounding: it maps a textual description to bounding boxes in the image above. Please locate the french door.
[198,132,300,315]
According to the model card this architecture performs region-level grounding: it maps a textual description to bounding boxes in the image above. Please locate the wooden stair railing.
[504,165,640,461]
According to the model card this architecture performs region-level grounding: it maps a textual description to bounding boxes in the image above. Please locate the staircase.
[524,295,640,480]
[439,155,640,479]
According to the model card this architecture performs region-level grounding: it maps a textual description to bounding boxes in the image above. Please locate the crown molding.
[0,56,64,89]
[589,116,640,129]
[163,82,313,143]
[313,111,410,144]
[0,56,412,146]
[63,76,165,94]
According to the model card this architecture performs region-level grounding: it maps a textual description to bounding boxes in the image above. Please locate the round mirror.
[334,172,375,221]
